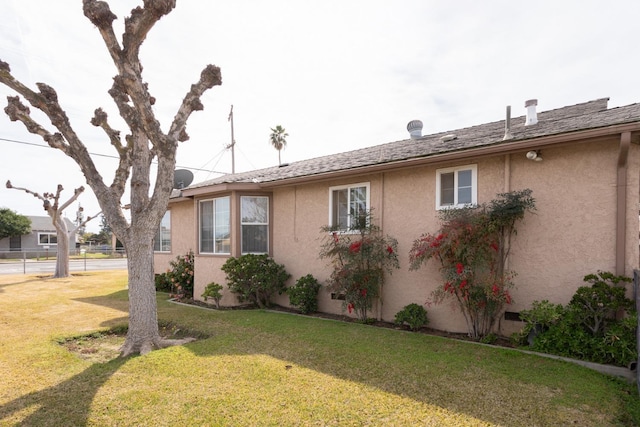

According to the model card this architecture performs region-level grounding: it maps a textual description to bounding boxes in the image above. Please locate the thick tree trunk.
[53,216,70,278]
[120,234,161,356]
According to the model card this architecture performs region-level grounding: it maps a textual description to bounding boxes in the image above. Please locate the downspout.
[377,172,385,321]
[616,132,631,276]
[503,154,511,273]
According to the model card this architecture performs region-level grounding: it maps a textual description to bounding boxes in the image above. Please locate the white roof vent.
[525,99,538,126]
[407,120,423,139]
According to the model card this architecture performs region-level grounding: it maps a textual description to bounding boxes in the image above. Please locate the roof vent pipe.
[525,99,538,126]
[503,105,513,140]
[407,120,423,139]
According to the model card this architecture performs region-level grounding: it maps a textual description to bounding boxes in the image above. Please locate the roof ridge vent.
[407,120,423,139]
[525,99,538,126]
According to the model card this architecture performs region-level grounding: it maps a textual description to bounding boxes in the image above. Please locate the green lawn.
[0,271,638,426]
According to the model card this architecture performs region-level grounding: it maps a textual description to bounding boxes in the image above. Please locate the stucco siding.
[155,132,639,337]
[154,200,195,275]
[509,141,618,310]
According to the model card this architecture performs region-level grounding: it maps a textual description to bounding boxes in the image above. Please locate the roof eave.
[259,122,640,188]
[181,182,262,197]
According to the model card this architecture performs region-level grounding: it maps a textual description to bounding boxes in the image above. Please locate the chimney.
[525,99,538,126]
[407,120,423,139]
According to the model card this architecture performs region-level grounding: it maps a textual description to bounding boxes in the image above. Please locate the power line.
[0,136,227,174]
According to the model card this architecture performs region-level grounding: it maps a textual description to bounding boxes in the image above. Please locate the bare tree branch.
[123,1,176,63]
[168,65,222,144]
[82,0,122,65]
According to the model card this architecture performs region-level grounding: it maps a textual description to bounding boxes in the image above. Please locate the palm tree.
[269,125,288,166]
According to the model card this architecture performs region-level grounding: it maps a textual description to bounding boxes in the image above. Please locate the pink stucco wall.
[156,137,639,336]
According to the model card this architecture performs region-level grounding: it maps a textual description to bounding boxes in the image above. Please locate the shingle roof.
[28,216,74,231]
[186,98,640,191]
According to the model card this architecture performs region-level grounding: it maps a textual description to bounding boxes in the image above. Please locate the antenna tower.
[227,105,236,174]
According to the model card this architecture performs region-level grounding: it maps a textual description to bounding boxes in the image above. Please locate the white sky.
[1,1,639,232]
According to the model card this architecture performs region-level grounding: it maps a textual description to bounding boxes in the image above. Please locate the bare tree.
[6,180,98,278]
[0,1,221,355]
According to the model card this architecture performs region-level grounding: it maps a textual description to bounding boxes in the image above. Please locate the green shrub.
[287,274,321,314]
[221,254,290,308]
[394,303,429,331]
[516,299,564,345]
[528,271,636,367]
[155,273,172,292]
[570,271,632,335]
[202,282,224,308]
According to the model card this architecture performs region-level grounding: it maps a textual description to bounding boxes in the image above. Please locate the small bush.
[155,273,172,292]
[516,299,564,345]
[287,274,321,314]
[202,282,224,308]
[221,254,290,308]
[394,303,429,331]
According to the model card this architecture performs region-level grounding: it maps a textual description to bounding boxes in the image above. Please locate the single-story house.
[154,98,640,336]
[0,215,76,256]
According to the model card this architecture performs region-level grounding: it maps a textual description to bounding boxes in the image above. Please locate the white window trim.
[435,164,478,210]
[199,197,231,255]
[154,211,171,253]
[240,195,269,254]
[37,232,57,246]
[328,182,371,231]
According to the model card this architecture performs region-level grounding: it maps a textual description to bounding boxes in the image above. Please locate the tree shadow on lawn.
[67,290,634,426]
[0,276,51,292]
[0,357,129,426]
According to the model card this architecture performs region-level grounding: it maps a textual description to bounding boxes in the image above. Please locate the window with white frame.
[436,165,477,209]
[199,196,231,254]
[241,196,269,254]
[38,232,57,245]
[153,211,171,252]
[329,183,370,230]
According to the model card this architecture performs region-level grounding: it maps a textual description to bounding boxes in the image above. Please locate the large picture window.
[329,183,370,230]
[436,165,477,209]
[153,211,171,252]
[38,232,57,245]
[241,196,269,254]
[200,197,231,254]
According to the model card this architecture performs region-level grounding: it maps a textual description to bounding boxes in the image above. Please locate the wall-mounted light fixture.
[526,150,543,162]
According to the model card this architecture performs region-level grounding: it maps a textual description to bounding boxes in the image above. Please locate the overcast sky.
[1,0,639,233]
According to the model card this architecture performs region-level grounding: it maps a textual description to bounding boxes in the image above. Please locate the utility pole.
[227,105,236,174]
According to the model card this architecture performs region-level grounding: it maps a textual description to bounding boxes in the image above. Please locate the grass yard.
[0,272,638,426]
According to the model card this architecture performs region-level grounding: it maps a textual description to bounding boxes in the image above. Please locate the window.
[329,183,370,230]
[241,196,269,254]
[436,165,477,209]
[38,232,57,245]
[154,211,171,252]
[200,197,231,254]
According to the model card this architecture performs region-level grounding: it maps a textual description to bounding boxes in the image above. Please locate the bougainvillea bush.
[164,250,195,300]
[320,211,400,322]
[409,189,535,339]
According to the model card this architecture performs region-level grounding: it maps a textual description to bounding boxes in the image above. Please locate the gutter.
[616,132,631,276]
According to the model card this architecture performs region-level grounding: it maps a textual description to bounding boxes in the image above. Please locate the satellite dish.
[173,169,194,189]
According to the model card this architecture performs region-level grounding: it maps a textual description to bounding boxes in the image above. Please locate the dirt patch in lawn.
[58,322,206,362]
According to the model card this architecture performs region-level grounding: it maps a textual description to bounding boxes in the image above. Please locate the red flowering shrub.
[165,250,194,300]
[320,211,400,322]
[409,189,535,339]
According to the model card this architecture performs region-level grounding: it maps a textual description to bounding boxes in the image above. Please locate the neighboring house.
[0,216,76,256]
[154,98,640,336]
